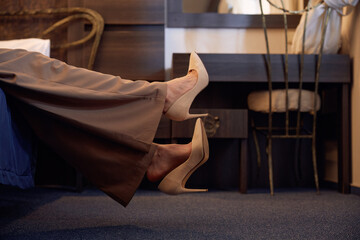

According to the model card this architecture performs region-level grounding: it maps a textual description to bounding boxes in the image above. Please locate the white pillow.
[0,38,50,57]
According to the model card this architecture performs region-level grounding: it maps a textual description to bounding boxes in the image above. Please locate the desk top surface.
[172,53,351,84]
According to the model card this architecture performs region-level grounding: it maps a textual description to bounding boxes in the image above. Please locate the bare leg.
[147,143,192,182]
[164,70,198,113]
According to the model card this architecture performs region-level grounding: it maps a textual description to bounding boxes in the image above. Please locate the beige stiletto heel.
[165,52,209,121]
[158,118,209,195]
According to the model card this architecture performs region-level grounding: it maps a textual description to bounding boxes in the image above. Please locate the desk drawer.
[172,109,248,138]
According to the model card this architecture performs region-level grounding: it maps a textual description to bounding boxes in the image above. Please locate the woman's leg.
[147,143,192,182]
[164,70,198,113]
[0,48,169,206]
[0,48,204,206]
[0,48,167,148]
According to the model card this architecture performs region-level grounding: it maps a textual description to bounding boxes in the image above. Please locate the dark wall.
[69,0,165,81]
[0,0,68,61]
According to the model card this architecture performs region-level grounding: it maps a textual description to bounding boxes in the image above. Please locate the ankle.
[164,72,198,113]
[147,143,191,182]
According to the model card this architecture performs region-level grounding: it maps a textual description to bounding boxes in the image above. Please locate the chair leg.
[294,138,302,183]
[267,137,274,195]
[312,138,320,194]
[251,118,261,170]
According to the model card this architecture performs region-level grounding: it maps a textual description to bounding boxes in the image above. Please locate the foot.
[163,70,198,113]
[158,118,209,195]
[147,143,192,182]
[163,52,209,121]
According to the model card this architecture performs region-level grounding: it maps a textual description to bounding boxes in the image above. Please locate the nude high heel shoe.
[158,118,209,195]
[165,52,209,121]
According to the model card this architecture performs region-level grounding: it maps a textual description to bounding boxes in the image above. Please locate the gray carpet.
[1,186,360,239]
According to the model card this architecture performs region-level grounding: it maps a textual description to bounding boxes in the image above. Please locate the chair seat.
[247,89,321,113]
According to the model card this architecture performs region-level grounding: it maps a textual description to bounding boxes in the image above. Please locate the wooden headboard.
[1,0,166,81]
[0,7,104,70]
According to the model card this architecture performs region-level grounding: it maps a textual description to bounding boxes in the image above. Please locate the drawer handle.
[204,114,220,137]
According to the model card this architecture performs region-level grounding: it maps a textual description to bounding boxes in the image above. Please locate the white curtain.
[291,0,359,54]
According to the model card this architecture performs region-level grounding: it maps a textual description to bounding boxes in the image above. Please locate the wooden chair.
[248,1,331,195]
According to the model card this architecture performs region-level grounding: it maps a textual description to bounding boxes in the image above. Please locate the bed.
[0,7,104,189]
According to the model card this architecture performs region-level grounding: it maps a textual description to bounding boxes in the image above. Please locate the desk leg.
[338,84,351,194]
[239,138,247,193]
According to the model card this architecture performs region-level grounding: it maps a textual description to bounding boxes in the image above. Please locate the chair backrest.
[0,7,104,70]
[259,0,331,138]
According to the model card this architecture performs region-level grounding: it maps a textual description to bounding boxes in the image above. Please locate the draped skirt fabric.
[0,48,167,206]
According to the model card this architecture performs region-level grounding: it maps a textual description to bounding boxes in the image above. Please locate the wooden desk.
[172,53,351,194]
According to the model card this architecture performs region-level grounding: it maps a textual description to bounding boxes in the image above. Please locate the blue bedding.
[0,88,36,189]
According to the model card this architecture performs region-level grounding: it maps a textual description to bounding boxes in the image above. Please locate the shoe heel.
[181,188,208,193]
[158,178,208,195]
[186,113,208,119]
[165,106,208,121]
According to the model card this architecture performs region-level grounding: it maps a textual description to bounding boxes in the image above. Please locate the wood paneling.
[0,0,68,61]
[68,0,166,80]
[85,25,164,80]
[173,54,351,84]
[0,0,66,11]
[67,0,86,68]
[172,109,248,138]
[84,0,164,24]
[168,12,301,29]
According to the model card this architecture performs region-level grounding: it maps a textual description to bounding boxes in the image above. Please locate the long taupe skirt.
[0,48,167,206]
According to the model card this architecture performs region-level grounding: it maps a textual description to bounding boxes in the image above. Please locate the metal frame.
[252,0,331,195]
